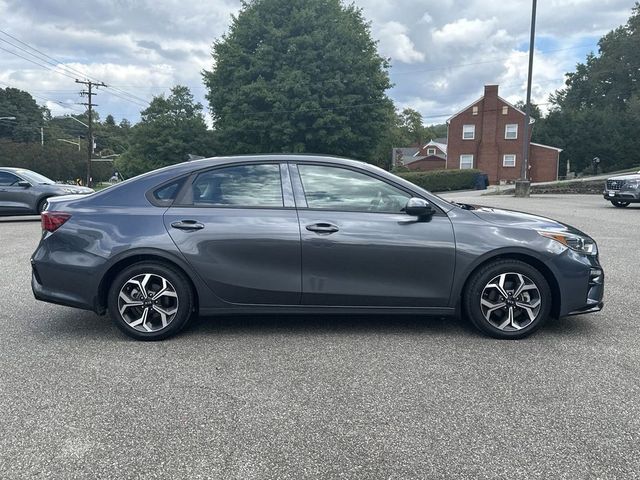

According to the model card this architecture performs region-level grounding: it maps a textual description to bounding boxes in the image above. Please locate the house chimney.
[482,85,499,143]
[484,84,498,100]
[478,84,500,179]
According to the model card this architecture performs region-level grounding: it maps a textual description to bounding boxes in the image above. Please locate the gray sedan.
[0,167,93,215]
[31,155,604,341]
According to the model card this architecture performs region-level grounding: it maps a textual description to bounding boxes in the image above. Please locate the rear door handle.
[171,220,205,231]
[305,222,339,234]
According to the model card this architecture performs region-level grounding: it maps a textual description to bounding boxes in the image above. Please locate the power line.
[0,45,78,81]
[0,29,151,105]
[0,30,150,108]
[0,36,89,80]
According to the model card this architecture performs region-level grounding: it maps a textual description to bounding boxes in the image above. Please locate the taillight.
[41,211,71,232]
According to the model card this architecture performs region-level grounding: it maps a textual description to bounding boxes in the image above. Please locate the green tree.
[397,108,446,144]
[0,87,49,142]
[514,101,542,120]
[536,3,640,173]
[371,109,413,169]
[115,86,215,177]
[398,108,425,145]
[203,0,393,160]
[371,107,448,170]
[93,114,132,157]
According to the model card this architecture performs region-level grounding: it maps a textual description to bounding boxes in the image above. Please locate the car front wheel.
[464,259,552,339]
[37,198,49,214]
[107,262,194,341]
[611,200,630,208]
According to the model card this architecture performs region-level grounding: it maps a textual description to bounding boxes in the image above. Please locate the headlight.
[623,180,640,190]
[538,231,598,256]
[61,187,78,194]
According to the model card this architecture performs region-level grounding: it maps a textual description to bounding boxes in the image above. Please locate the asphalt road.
[0,195,638,479]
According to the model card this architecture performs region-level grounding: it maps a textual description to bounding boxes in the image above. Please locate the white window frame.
[472,106,478,115]
[505,124,518,139]
[503,154,516,167]
[462,124,475,140]
[427,147,436,155]
[502,106,509,115]
[460,154,474,169]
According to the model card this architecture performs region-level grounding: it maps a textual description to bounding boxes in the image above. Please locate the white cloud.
[0,0,635,126]
[419,12,433,24]
[432,18,501,47]
[377,21,425,63]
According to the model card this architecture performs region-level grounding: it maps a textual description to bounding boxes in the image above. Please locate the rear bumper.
[31,266,95,311]
[31,256,99,313]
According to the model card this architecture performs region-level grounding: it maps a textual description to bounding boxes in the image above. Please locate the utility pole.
[516,0,537,198]
[76,79,106,186]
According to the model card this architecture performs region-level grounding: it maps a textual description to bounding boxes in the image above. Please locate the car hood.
[46,184,94,194]
[607,172,640,181]
[458,203,588,237]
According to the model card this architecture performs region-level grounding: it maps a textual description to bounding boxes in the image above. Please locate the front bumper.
[603,189,640,202]
[565,265,604,316]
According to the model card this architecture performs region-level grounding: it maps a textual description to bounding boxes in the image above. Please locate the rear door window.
[149,178,187,206]
[191,164,283,207]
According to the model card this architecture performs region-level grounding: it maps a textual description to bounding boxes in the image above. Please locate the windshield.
[16,170,55,185]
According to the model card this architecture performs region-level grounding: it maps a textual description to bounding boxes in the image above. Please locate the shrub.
[396,169,484,192]
[0,140,112,182]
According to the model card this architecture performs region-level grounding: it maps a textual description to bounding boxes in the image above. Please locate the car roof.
[163,154,374,174]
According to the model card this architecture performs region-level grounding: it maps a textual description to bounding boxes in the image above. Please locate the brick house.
[392,85,562,183]
[447,85,560,184]
[392,138,447,171]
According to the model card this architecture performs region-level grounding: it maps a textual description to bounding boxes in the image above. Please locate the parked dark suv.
[603,170,640,207]
[31,155,604,341]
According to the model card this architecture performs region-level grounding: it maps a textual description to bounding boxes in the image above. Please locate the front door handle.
[306,222,339,234]
[171,220,205,231]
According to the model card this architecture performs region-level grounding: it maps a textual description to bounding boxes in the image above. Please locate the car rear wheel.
[464,259,552,339]
[107,262,194,341]
[611,200,630,208]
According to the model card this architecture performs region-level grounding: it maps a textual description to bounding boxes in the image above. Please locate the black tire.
[107,262,194,341]
[37,198,49,214]
[611,200,630,208]
[463,259,552,340]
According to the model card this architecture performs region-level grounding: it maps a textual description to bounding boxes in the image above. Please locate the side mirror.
[17,180,31,188]
[403,197,435,219]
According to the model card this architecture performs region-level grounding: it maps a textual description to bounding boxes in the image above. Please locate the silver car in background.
[0,167,93,215]
[603,170,640,208]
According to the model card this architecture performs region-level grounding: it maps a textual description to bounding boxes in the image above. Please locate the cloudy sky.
[0,0,634,126]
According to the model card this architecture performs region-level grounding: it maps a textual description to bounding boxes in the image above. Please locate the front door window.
[297,164,410,213]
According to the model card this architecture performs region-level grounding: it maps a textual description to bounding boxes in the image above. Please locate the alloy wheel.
[117,273,179,332]
[480,272,542,331]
